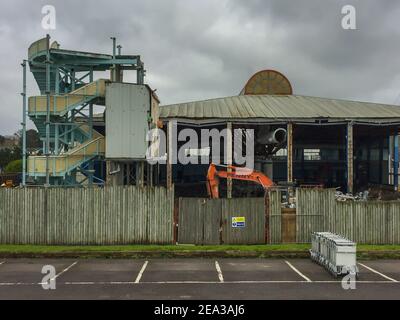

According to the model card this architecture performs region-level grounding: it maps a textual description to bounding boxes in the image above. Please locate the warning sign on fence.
[232,217,246,228]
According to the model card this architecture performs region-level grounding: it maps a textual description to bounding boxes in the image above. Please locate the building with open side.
[22,38,400,197]
[158,70,400,197]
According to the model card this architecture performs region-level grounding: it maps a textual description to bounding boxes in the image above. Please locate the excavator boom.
[206,163,274,198]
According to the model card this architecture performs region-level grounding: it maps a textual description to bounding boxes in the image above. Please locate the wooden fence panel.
[0,186,174,245]
[222,198,265,244]
[295,189,400,244]
[178,197,265,245]
[269,190,282,244]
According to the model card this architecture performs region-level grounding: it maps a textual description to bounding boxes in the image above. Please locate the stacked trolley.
[310,232,359,278]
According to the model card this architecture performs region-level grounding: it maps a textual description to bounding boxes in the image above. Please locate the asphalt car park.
[0,258,399,299]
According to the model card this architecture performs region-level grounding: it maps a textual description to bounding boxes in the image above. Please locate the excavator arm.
[206,163,274,198]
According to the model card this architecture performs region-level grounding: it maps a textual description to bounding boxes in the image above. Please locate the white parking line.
[51,261,78,281]
[0,280,399,286]
[0,261,5,266]
[62,280,400,285]
[215,261,224,283]
[358,263,398,283]
[285,261,312,282]
[135,261,149,283]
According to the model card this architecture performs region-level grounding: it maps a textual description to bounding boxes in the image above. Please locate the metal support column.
[116,45,123,82]
[110,37,116,81]
[21,60,27,186]
[287,122,293,184]
[167,121,174,190]
[140,162,145,187]
[379,134,384,184]
[55,66,59,95]
[136,58,145,85]
[227,122,233,199]
[71,70,76,91]
[45,34,51,186]
[347,122,354,194]
[55,124,59,154]
[394,131,399,191]
[135,162,145,187]
[88,69,94,185]
[148,163,153,187]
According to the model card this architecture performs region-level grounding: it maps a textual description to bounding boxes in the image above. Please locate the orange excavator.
[206,163,275,199]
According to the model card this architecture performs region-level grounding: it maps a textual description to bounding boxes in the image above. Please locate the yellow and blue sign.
[232,217,246,228]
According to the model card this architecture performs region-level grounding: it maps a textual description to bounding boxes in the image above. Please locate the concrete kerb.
[0,250,399,259]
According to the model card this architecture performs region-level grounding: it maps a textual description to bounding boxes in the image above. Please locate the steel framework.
[22,35,145,186]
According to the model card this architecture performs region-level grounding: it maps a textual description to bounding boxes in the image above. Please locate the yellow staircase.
[27,125,104,178]
[28,79,107,116]
[27,79,107,179]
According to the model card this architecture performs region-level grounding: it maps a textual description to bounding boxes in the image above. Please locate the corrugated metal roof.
[159,95,400,123]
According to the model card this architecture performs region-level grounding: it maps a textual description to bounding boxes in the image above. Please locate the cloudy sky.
[0,0,400,135]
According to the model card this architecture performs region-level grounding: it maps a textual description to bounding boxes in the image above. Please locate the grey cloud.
[0,0,399,135]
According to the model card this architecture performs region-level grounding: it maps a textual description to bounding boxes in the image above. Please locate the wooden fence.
[1,187,400,245]
[269,189,400,244]
[295,188,400,244]
[0,186,174,245]
[178,198,266,245]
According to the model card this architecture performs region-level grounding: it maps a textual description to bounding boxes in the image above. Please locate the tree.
[26,129,41,150]
[17,129,41,151]
[0,146,21,171]
[4,159,22,173]
[0,130,23,172]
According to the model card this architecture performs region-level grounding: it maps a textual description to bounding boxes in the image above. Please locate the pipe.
[257,128,287,145]
[394,132,399,191]
[45,34,51,186]
[21,60,27,186]
[110,37,116,81]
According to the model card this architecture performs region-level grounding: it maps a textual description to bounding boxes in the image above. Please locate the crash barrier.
[310,232,358,277]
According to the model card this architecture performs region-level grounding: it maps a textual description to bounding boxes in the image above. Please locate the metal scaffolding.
[23,35,145,186]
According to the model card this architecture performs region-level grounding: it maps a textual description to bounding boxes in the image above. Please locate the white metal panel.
[106,83,150,159]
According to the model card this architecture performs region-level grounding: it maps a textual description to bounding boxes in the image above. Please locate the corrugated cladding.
[159,94,400,123]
